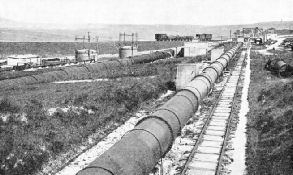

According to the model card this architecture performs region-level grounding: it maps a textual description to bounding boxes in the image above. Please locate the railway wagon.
[155,34,169,41]
[196,34,212,41]
[41,58,69,67]
[155,34,194,41]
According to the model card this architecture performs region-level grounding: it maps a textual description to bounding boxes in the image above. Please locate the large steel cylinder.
[0,49,174,88]
[76,43,242,175]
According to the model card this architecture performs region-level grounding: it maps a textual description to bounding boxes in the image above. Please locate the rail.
[76,43,243,175]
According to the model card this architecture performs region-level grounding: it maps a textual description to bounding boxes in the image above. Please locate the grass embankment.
[0,67,65,81]
[250,45,267,50]
[0,54,203,175]
[0,77,169,175]
[246,50,293,175]
[0,55,203,82]
[0,42,236,175]
[90,55,207,80]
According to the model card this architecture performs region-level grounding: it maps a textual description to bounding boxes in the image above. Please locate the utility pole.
[75,35,86,48]
[118,32,138,59]
[96,36,99,61]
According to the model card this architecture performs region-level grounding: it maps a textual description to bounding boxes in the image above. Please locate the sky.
[0,0,292,26]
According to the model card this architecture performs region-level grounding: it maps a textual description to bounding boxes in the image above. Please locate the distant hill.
[0,17,293,42]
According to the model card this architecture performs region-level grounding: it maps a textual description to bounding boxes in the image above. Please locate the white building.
[7,54,40,66]
[264,34,278,42]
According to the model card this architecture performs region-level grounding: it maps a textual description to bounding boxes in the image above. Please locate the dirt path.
[257,37,285,55]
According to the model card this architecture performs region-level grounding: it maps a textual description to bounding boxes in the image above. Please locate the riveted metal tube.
[81,129,163,175]
[83,64,95,72]
[275,60,286,68]
[53,71,68,80]
[20,76,37,84]
[266,59,293,78]
[214,58,227,69]
[203,66,219,81]
[183,78,210,101]
[0,50,173,88]
[76,44,242,175]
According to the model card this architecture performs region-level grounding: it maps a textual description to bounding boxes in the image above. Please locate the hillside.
[0,18,293,42]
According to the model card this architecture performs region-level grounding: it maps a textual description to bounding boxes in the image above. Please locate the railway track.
[152,50,246,175]
[172,51,246,175]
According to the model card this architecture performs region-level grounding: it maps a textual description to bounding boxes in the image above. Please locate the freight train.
[155,34,194,41]
[196,34,212,41]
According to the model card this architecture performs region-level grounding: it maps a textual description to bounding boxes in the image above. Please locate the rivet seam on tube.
[191,77,210,93]
[61,69,69,76]
[129,128,163,158]
[220,55,230,62]
[29,75,38,81]
[182,86,202,100]
[203,66,220,77]
[135,116,175,155]
[177,89,199,107]
[175,94,196,112]
[202,73,214,88]
[114,59,123,67]
[79,166,115,175]
[154,108,182,135]
[83,65,91,72]
[100,62,108,70]
[194,74,212,88]
[213,60,226,70]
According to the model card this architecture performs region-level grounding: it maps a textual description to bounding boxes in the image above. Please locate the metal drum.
[119,46,138,59]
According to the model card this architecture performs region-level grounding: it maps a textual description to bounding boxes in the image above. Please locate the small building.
[7,54,40,66]
[176,64,200,90]
[264,33,277,42]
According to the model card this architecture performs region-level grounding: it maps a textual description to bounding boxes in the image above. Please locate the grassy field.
[0,76,170,175]
[0,41,237,82]
[0,41,183,58]
[0,52,206,175]
[0,41,184,81]
[0,42,236,175]
[246,49,293,174]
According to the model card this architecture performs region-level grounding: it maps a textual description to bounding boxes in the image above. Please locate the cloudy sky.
[0,0,292,26]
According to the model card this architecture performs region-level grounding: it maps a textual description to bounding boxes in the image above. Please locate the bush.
[0,98,20,114]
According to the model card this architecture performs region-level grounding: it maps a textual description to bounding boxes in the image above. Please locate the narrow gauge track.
[176,51,246,175]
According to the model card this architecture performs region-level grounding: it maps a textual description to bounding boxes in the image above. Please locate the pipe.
[76,43,242,175]
[264,59,293,77]
[0,50,173,89]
